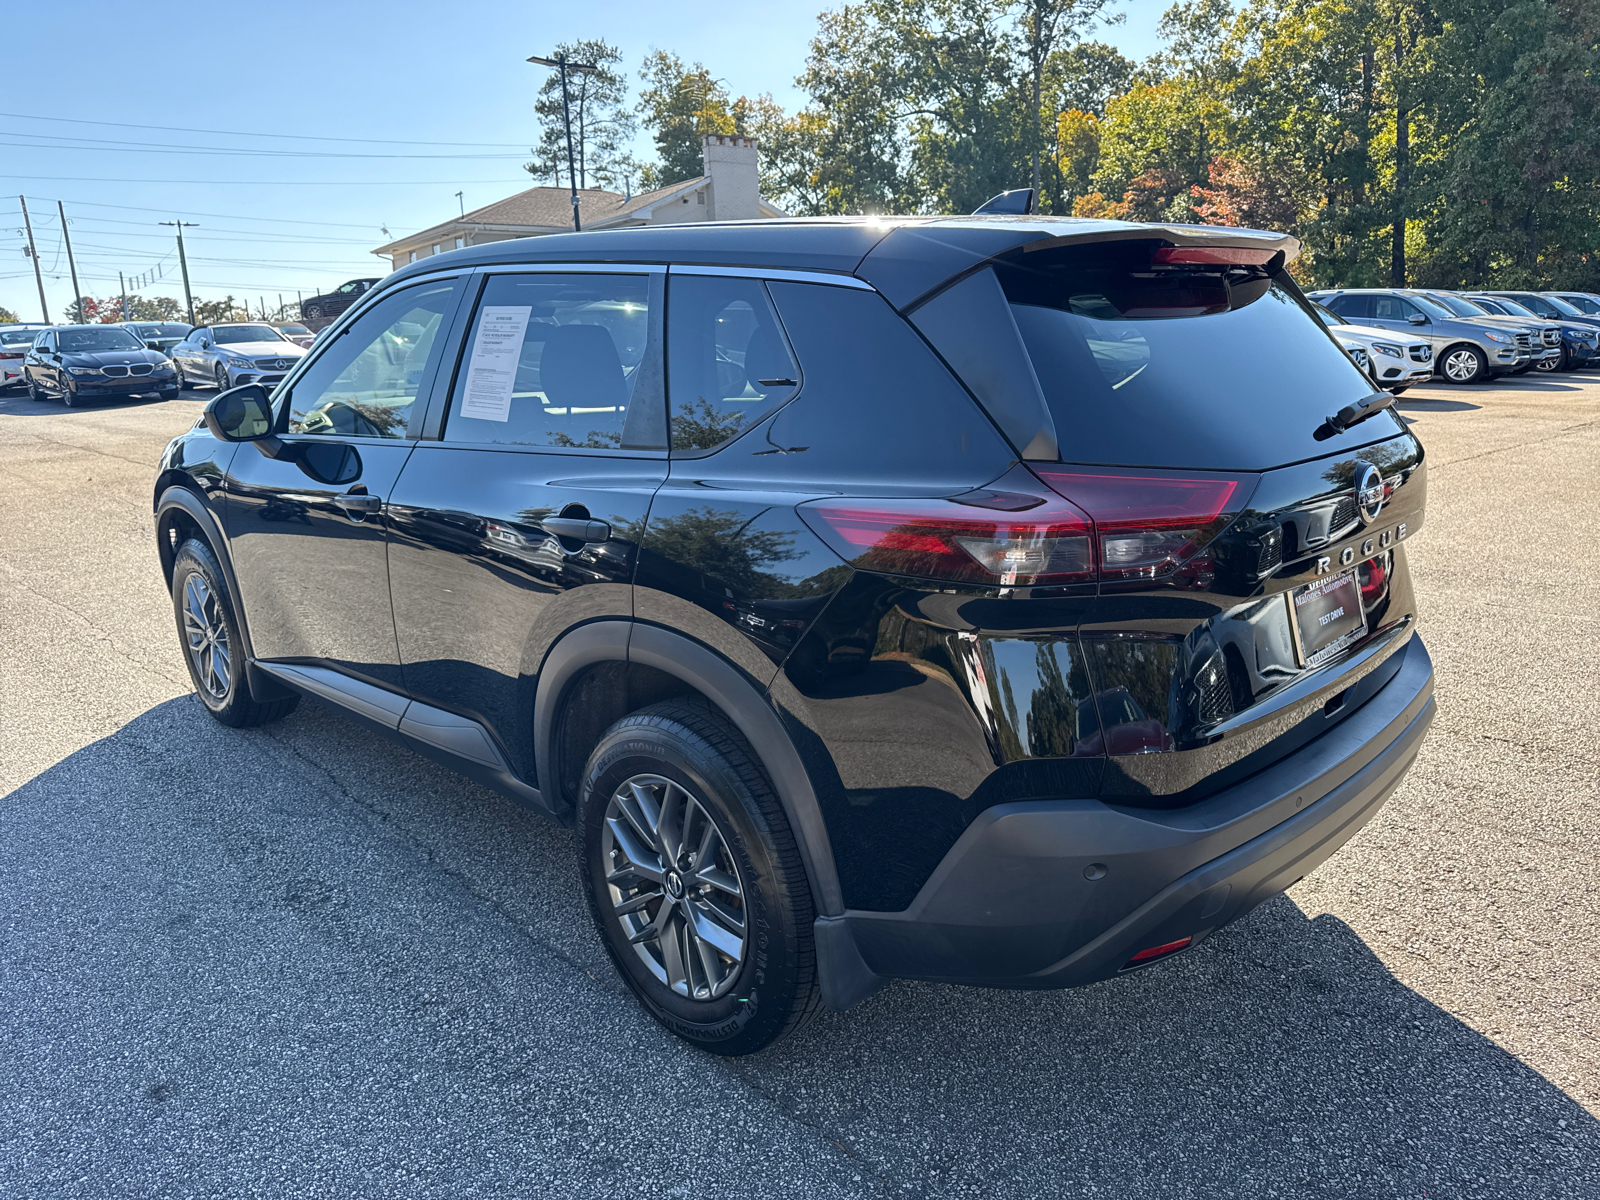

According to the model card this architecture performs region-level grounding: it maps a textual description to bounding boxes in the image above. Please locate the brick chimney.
[701,134,760,221]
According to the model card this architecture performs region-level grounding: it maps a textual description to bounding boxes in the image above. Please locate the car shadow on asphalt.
[5,694,1595,1199]
[0,391,205,417]
[1397,396,1482,412]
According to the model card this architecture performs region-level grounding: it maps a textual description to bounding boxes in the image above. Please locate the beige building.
[373,135,782,271]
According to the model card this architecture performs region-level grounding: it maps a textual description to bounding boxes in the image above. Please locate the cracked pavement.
[2,378,1597,1198]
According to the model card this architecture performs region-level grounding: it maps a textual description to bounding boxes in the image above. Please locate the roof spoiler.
[973,188,1036,216]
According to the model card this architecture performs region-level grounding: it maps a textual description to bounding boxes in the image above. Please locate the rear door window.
[923,243,1396,471]
[666,274,799,454]
[442,273,654,451]
[1326,294,1371,319]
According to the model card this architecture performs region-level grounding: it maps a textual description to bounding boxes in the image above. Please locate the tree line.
[536,0,1600,289]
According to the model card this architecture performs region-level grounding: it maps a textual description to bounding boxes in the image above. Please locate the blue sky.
[1,0,1164,323]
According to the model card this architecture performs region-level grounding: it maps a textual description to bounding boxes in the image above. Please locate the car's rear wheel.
[1440,345,1487,384]
[304,303,323,320]
[171,537,299,728]
[1537,346,1570,372]
[578,701,821,1056]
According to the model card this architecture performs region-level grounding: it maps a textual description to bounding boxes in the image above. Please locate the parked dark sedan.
[117,321,194,356]
[154,217,1434,1054]
[299,278,378,321]
[26,325,180,405]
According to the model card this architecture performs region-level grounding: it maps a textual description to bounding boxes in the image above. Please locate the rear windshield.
[1,329,35,346]
[972,243,1395,470]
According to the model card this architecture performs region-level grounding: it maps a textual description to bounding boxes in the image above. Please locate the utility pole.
[119,271,131,320]
[528,52,597,232]
[161,219,198,325]
[57,201,83,322]
[19,196,48,323]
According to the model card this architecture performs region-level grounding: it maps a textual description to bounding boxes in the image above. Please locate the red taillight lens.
[1152,245,1278,266]
[1127,936,1192,966]
[802,485,1095,587]
[1358,551,1390,604]
[1032,469,1247,583]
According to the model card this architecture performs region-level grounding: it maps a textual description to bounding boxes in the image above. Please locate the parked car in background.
[24,324,180,405]
[117,321,193,356]
[1545,291,1600,317]
[1481,292,1600,371]
[1467,294,1598,372]
[0,323,49,391]
[170,323,307,391]
[157,217,1435,1054]
[273,322,316,348]
[1310,302,1434,392]
[1310,288,1531,383]
[1416,293,1558,375]
[299,278,378,321]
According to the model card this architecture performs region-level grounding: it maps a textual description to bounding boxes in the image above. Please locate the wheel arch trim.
[155,484,255,662]
[533,619,845,918]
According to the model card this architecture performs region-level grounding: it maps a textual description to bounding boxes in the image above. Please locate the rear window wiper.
[1319,390,1396,438]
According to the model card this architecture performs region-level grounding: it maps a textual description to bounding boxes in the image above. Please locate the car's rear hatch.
[887,233,1426,808]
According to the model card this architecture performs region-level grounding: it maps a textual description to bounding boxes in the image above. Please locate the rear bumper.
[817,633,1434,1005]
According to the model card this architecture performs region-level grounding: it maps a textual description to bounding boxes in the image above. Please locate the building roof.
[372,176,783,257]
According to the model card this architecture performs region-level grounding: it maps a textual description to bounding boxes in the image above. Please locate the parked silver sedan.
[170,322,307,391]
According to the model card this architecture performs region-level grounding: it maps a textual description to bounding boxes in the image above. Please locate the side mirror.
[1408,314,1428,325]
[203,385,275,442]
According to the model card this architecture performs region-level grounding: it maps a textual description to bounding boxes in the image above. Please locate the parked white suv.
[1311,304,1434,392]
[1310,288,1533,383]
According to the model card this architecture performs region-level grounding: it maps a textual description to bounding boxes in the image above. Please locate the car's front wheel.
[1440,345,1487,384]
[304,303,323,320]
[26,378,47,401]
[171,537,299,728]
[1536,346,1569,373]
[578,701,821,1056]
[214,364,230,390]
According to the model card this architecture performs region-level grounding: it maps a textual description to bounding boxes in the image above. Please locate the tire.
[159,388,180,401]
[1534,349,1563,373]
[1439,344,1487,384]
[578,701,821,1056]
[214,364,230,390]
[304,303,323,320]
[171,537,299,728]
[1510,361,1534,375]
[61,383,77,407]
[27,378,47,402]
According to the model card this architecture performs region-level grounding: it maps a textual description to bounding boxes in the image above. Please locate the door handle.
[542,516,611,543]
[333,492,382,517]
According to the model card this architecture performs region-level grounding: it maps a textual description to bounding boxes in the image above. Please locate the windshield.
[1409,294,1456,320]
[58,328,144,352]
[133,323,189,337]
[1426,294,1488,317]
[212,324,286,345]
[277,324,310,335]
[964,243,1395,470]
[1,329,36,346]
[1541,294,1584,317]
[1488,296,1538,318]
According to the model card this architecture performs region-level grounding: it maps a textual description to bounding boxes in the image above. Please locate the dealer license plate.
[1287,569,1368,668]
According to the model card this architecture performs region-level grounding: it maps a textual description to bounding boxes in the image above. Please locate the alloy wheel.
[1534,352,1561,373]
[1443,349,1481,382]
[215,364,230,390]
[181,572,231,698]
[601,774,748,1001]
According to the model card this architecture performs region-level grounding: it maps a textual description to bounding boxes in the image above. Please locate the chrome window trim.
[668,264,875,290]
[474,262,667,277]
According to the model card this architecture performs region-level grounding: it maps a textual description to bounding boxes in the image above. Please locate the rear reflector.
[1152,245,1278,266]
[1127,936,1192,966]
[1031,469,1247,583]
[802,476,1095,587]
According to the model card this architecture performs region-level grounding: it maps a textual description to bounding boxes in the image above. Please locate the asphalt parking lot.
[2,374,1597,1199]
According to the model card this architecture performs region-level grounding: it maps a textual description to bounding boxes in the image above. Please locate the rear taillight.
[0,352,22,360]
[1152,245,1278,266]
[802,471,1095,587]
[1032,468,1250,583]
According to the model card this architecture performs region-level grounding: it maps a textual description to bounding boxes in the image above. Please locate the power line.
[2,173,529,186]
[0,111,534,148]
[0,133,526,161]
[5,195,407,231]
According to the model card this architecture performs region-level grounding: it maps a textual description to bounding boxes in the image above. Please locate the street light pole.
[527,52,597,233]
[161,219,198,326]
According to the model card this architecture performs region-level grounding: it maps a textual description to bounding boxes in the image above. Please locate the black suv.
[299,278,378,322]
[153,219,1435,1054]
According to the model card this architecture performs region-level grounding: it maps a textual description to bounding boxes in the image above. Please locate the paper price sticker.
[459,306,532,422]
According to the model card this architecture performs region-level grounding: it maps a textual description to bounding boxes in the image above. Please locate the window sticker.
[459,305,532,422]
